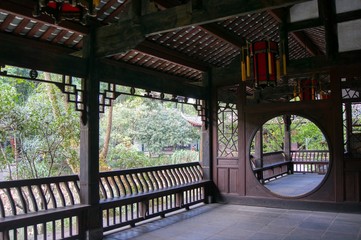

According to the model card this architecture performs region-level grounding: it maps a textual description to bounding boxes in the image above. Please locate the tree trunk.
[44,72,61,118]
[99,103,113,170]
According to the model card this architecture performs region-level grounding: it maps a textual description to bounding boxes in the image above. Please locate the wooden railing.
[0,162,211,239]
[253,150,330,183]
[252,151,292,183]
[99,162,211,233]
[291,150,329,174]
[0,175,87,240]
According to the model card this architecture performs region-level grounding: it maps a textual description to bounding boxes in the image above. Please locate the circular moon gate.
[250,114,330,197]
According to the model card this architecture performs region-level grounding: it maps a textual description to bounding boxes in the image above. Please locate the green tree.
[0,71,80,180]
[134,104,199,154]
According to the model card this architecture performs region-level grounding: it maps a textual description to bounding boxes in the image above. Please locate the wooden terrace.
[1,0,361,239]
[104,204,361,240]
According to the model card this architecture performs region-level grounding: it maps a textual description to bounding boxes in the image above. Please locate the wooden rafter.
[268,9,323,57]
[135,40,210,72]
[96,0,311,57]
[0,0,88,35]
[98,59,206,99]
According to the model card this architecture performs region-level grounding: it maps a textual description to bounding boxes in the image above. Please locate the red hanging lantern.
[252,41,279,87]
[33,1,91,25]
[300,79,317,101]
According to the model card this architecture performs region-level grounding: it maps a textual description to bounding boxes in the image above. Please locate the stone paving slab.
[104,203,361,240]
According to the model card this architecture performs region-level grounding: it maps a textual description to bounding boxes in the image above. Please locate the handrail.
[0,175,84,239]
[253,150,330,182]
[99,162,203,199]
[0,162,210,238]
[98,162,209,232]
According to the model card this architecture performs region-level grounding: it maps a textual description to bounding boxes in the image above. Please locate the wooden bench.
[98,162,212,232]
[252,152,292,183]
[0,175,88,240]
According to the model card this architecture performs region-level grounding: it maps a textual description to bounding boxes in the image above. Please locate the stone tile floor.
[103,203,361,240]
[264,173,325,197]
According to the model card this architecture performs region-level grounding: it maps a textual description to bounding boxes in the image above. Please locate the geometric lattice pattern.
[217,102,238,157]
[343,102,361,156]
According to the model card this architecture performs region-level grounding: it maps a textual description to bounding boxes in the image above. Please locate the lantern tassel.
[241,49,246,81]
[241,61,246,81]
[282,53,287,75]
[268,41,272,75]
[246,55,250,77]
[276,58,281,81]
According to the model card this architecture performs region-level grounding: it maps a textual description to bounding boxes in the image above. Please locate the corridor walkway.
[104,203,361,240]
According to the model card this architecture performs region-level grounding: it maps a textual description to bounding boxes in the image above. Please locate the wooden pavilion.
[1,0,361,239]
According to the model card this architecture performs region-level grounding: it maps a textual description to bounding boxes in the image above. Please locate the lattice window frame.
[217,101,238,158]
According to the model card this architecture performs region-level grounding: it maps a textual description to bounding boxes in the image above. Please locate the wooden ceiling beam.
[97,59,206,99]
[0,32,86,77]
[96,0,311,57]
[292,31,323,56]
[287,50,361,75]
[135,40,209,72]
[0,32,204,98]
[268,9,322,57]
[200,23,245,49]
[0,0,88,35]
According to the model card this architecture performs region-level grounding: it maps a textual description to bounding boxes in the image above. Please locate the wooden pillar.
[330,68,344,202]
[319,0,338,60]
[201,71,214,203]
[238,82,247,196]
[201,72,213,180]
[80,21,103,239]
[254,127,263,168]
[283,114,293,173]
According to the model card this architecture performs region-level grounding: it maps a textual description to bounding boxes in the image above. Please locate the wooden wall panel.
[344,171,360,202]
[229,168,239,193]
[217,168,229,193]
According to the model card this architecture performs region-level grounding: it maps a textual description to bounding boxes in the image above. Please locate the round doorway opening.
[250,114,330,197]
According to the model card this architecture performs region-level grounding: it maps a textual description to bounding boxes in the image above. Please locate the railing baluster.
[156,170,166,189]
[110,176,121,197]
[123,174,133,196]
[166,169,178,186]
[150,171,160,190]
[170,168,180,185]
[99,178,108,199]
[183,166,193,183]
[47,183,57,208]
[134,173,144,193]
[56,183,66,207]
[64,181,75,205]
[5,188,16,215]
[115,175,126,197]
[16,187,28,214]
[145,172,155,191]
[162,169,172,187]
[187,166,197,182]
[0,195,5,217]
[105,177,115,198]
[138,173,148,193]
[128,174,138,194]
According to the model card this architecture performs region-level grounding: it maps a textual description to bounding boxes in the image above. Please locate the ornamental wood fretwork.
[0,66,84,112]
[217,101,238,158]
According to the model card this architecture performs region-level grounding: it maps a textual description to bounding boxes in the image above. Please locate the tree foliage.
[252,115,328,154]
[1,66,201,180]
[0,69,80,180]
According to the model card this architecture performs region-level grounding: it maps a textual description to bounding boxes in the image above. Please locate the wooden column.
[201,71,213,180]
[283,114,293,173]
[238,82,247,196]
[330,68,344,202]
[80,21,103,239]
[319,0,338,60]
[254,127,263,168]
